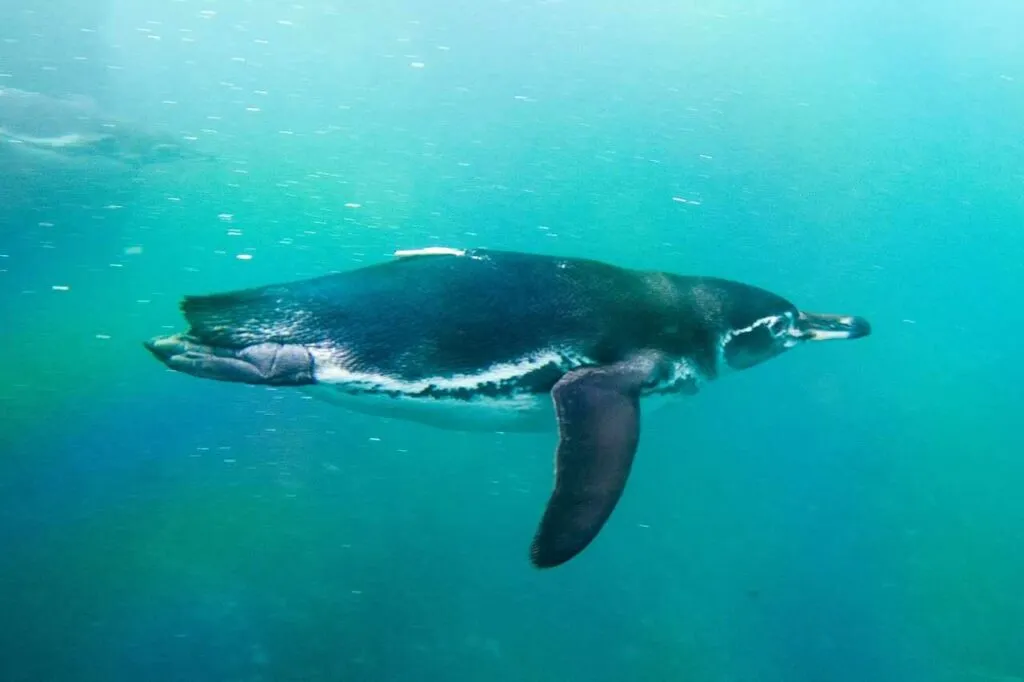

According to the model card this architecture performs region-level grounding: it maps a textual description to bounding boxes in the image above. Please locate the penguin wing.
[530,355,660,568]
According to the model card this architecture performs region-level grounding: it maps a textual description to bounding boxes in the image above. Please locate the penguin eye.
[767,316,789,337]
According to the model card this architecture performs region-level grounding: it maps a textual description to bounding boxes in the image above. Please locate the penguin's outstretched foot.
[144,334,315,386]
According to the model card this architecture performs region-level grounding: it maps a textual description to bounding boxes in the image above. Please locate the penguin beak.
[796,312,872,341]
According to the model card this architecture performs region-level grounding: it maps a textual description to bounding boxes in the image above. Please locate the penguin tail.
[179,284,314,348]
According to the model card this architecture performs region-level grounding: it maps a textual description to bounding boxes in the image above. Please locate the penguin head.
[720,305,871,372]
[720,308,801,371]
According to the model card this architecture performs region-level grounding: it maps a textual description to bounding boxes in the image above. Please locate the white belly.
[301,384,696,433]
[302,351,704,432]
[301,384,556,433]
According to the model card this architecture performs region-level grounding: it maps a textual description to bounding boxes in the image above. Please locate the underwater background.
[1,0,1023,680]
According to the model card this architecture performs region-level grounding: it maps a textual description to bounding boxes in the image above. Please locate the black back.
[181,249,796,381]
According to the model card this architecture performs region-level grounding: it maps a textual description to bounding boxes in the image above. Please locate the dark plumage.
[145,247,871,568]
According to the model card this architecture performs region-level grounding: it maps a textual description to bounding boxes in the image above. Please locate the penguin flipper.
[530,356,658,569]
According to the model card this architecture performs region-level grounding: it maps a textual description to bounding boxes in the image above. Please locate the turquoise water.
[1,1,1023,680]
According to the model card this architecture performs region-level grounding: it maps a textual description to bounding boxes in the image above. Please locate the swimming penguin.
[0,86,213,172]
[145,247,871,568]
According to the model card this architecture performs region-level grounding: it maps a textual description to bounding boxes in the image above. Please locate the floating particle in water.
[236,253,253,261]
[124,245,143,255]
[51,285,70,291]
[218,213,234,222]
[344,202,361,208]
[410,61,425,69]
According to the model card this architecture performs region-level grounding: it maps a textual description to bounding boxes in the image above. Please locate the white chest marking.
[308,347,583,397]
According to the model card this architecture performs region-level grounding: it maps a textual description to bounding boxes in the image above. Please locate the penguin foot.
[144,334,315,386]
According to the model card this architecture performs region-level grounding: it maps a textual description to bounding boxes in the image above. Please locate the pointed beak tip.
[800,313,872,341]
[849,316,872,339]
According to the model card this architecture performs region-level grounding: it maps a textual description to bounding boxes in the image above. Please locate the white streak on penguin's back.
[393,246,466,258]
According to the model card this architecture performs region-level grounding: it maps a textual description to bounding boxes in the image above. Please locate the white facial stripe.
[721,314,784,343]
[716,313,786,371]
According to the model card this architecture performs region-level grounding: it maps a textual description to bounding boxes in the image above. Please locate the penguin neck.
[636,272,724,380]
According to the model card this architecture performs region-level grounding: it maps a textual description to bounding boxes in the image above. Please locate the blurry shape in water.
[0,86,213,175]
[144,247,872,569]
